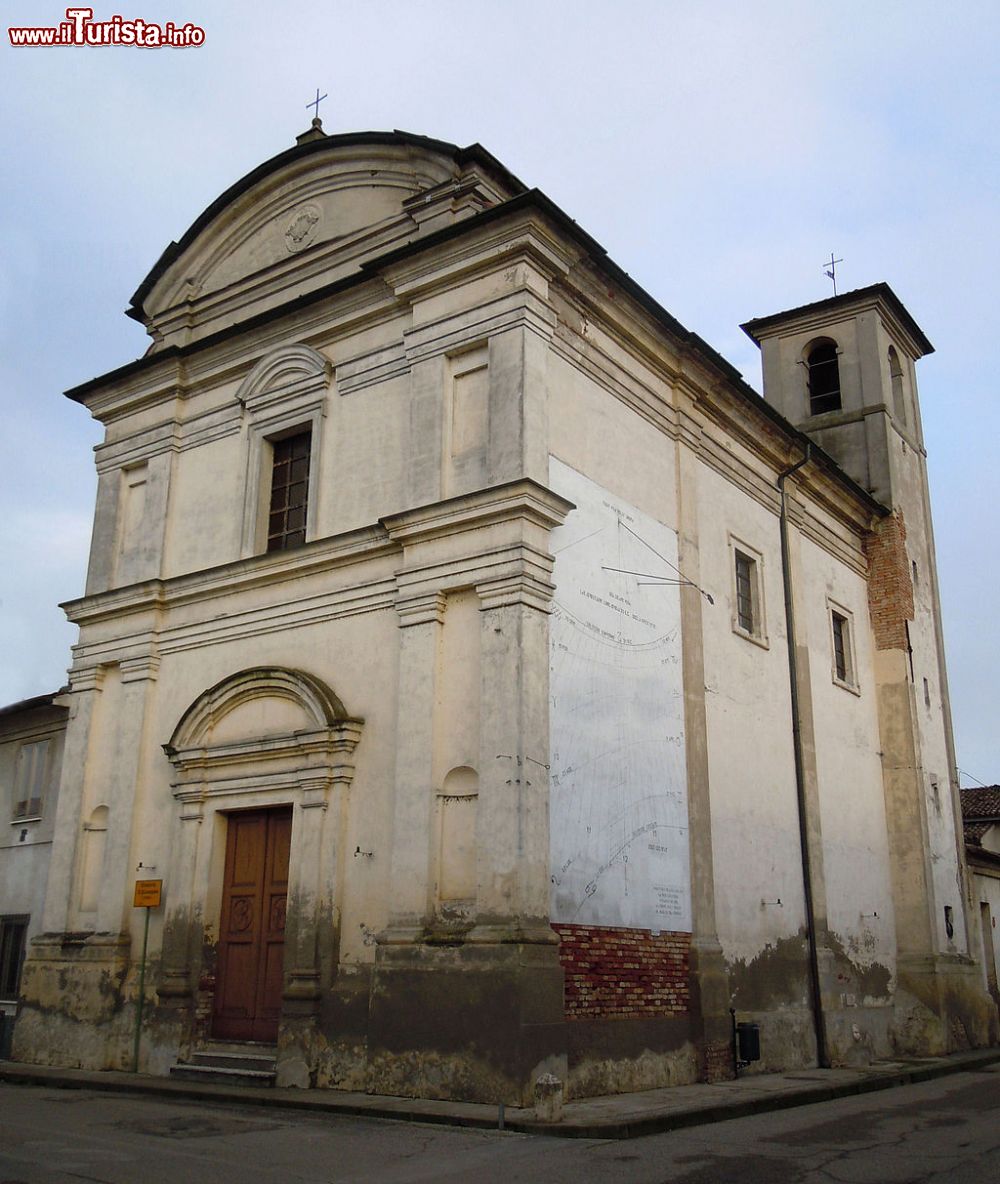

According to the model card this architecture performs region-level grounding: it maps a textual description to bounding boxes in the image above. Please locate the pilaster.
[487,324,550,488]
[370,480,572,1102]
[382,591,447,939]
[674,403,732,1074]
[472,575,555,940]
[157,794,204,1001]
[39,666,105,933]
[99,657,160,935]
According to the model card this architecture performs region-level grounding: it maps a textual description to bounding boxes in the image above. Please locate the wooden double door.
[213,807,291,1043]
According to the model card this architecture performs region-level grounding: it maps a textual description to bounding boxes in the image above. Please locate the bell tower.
[741,282,931,507]
[742,285,997,1053]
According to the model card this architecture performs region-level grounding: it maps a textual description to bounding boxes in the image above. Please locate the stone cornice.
[167,731,363,804]
[393,541,558,615]
[381,478,574,546]
[61,523,395,627]
[63,483,576,665]
[380,211,576,301]
[166,721,363,782]
[741,284,933,360]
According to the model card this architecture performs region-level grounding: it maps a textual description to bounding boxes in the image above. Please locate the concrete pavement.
[3,1048,999,1141]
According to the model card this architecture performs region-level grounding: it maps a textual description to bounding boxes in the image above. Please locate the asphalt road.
[1,1065,999,1183]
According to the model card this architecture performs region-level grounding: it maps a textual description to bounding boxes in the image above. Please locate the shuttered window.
[13,741,48,820]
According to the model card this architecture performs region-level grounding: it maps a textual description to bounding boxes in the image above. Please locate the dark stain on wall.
[728,934,811,1011]
[826,931,892,1001]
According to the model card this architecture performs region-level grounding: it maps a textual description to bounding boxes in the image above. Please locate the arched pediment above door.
[163,667,363,804]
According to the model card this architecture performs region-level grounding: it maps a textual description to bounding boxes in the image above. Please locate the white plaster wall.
[546,352,677,531]
[161,432,244,576]
[798,533,897,986]
[326,374,409,533]
[547,458,689,931]
[0,848,51,938]
[697,463,807,964]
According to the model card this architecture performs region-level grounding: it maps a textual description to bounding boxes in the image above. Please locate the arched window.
[888,346,907,425]
[807,341,841,415]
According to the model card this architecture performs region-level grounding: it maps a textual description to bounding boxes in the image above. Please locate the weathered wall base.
[13,933,133,1070]
[727,934,816,1072]
[14,934,997,1100]
[549,924,701,1095]
[367,938,567,1105]
[891,955,1000,1056]
[564,1016,699,1098]
[310,966,372,1091]
[823,1004,894,1067]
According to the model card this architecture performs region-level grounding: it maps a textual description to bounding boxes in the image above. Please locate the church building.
[6,123,996,1102]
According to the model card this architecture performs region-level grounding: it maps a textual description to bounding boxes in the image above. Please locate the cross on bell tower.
[822,252,844,295]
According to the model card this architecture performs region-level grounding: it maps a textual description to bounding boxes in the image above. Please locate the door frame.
[213,804,293,1042]
[159,668,364,1053]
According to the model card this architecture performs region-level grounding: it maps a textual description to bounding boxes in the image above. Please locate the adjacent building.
[0,693,68,1052]
[960,788,1000,1012]
[4,123,995,1101]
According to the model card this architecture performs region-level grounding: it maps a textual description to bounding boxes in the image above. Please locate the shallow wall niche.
[437,766,478,906]
[78,805,109,915]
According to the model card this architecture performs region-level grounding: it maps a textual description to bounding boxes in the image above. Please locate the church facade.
[8,125,996,1102]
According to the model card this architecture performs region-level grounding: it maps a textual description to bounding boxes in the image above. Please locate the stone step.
[169,1062,276,1088]
[189,1050,277,1073]
[170,1042,277,1087]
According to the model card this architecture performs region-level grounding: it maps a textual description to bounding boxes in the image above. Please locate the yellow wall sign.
[133,879,162,908]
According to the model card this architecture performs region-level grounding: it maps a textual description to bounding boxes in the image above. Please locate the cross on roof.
[823,252,844,296]
[307,88,328,121]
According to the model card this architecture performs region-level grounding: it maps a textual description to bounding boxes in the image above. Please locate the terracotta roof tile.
[960,787,1000,820]
[964,820,993,847]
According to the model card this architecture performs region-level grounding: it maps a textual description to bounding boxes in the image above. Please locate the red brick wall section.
[864,509,914,651]
[553,923,691,1020]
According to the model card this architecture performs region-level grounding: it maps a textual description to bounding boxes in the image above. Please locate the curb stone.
[2,1048,999,1141]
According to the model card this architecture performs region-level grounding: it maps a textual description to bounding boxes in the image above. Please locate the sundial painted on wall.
[548,458,692,933]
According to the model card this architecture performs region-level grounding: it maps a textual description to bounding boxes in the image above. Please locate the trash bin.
[736,1021,760,1064]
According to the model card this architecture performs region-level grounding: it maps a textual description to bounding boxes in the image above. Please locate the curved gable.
[167,666,351,751]
[132,130,524,350]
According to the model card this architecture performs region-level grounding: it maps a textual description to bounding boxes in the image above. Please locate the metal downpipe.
[777,443,830,1069]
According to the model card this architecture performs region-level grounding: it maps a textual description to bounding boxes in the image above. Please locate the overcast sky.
[1,1,997,782]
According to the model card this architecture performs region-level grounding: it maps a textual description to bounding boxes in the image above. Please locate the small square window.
[12,740,49,820]
[830,605,858,691]
[730,541,766,645]
[0,916,28,1000]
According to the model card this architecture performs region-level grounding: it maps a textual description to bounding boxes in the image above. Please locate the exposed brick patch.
[703,1039,735,1082]
[864,509,914,651]
[553,923,691,1020]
